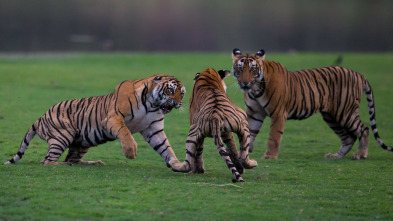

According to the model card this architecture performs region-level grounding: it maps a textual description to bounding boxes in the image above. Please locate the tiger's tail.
[4,122,38,164]
[211,117,244,182]
[364,79,393,152]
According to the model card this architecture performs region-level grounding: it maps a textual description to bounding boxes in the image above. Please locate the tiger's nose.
[239,81,253,89]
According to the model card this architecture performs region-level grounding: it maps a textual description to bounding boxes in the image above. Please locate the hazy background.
[0,0,392,52]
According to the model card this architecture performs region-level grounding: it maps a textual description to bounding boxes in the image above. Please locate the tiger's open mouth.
[160,104,173,114]
[159,98,182,114]
[160,103,175,114]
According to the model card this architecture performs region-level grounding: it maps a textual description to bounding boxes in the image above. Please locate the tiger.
[171,68,258,182]
[4,75,186,168]
[231,48,393,160]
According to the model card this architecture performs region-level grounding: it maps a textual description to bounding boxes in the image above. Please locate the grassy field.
[0,52,392,220]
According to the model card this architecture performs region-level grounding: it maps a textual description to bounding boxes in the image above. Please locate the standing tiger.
[171,68,257,182]
[231,48,392,159]
[4,75,186,168]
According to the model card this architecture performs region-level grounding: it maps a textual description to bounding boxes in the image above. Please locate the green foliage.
[0,53,392,220]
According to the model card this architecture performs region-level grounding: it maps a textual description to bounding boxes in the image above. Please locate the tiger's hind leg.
[347,117,369,160]
[237,124,258,169]
[193,139,205,174]
[322,113,357,159]
[222,132,244,174]
[64,144,105,165]
[41,138,72,165]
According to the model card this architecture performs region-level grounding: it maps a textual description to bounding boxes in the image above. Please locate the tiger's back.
[35,95,115,148]
[189,70,247,136]
[282,66,365,120]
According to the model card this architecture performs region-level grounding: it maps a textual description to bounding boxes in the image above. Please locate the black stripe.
[94,98,102,133]
[186,150,196,158]
[23,137,29,145]
[153,139,167,151]
[149,118,164,127]
[94,130,104,145]
[219,150,230,156]
[263,87,276,109]
[184,159,191,168]
[186,140,197,145]
[159,145,169,155]
[84,129,95,146]
[269,95,282,116]
[114,81,127,114]
[249,115,263,123]
[118,109,125,118]
[49,152,62,156]
[17,151,24,158]
[141,84,149,113]
[128,98,135,120]
[148,129,164,141]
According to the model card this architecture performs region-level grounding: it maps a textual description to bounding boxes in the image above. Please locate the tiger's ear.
[256,49,265,61]
[232,48,242,62]
[194,73,200,81]
[218,70,230,79]
[154,76,163,83]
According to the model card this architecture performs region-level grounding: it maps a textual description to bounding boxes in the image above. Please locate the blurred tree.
[0,0,392,52]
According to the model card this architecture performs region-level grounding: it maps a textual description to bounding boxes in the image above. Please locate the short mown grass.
[0,52,392,220]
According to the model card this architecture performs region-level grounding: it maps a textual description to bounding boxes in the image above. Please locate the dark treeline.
[0,0,392,52]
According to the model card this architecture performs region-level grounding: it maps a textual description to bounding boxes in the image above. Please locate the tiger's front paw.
[192,159,205,174]
[171,161,192,173]
[241,158,258,169]
[193,164,205,174]
[123,149,137,159]
[351,152,367,160]
[167,158,182,169]
[262,153,278,159]
[324,153,344,159]
[123,142,137,159]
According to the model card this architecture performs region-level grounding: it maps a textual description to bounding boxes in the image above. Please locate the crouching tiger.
[232,48,392,159]
[171,68,257,182]
[4,75,185,167]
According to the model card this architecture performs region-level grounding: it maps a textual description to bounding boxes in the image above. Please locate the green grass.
[1,52,393,220]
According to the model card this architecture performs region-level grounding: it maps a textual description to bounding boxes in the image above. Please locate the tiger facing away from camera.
[231,48,392,159]
[4,75,186,168]
[171,68,258,182]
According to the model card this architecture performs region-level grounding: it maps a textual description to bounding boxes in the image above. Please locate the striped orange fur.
[171,68,257,182]
[4,75,186,167]
[232,48,392,159]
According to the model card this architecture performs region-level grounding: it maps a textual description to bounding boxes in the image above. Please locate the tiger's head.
[152,75,185,114]
[232,48,265,92]
[194,68,230,92]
